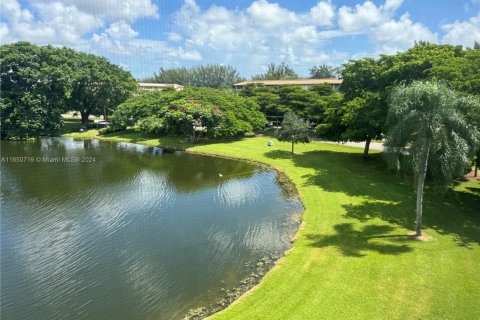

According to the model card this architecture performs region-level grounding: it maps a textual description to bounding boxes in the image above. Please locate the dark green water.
[0,137,301,320]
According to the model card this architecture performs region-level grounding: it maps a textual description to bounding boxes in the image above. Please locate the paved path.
[318,140,384,151]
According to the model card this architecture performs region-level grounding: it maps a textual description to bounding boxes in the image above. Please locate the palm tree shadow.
[264,148,480,247]
[306,224,413,257]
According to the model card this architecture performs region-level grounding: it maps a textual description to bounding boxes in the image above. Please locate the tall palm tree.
[384,81,478,237]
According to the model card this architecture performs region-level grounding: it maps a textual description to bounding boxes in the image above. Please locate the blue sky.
[1,0,479,79]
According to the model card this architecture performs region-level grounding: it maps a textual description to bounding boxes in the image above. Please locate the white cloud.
[442,14,480,47]
[0,23,11,43]
[246,0,298,28]
[373,14,438,48]
[308,1,335,26]
[106,21,138,40]
[339,1,386,32]
[167,32,183,42]
[2,0,102,45]
[338,0,405,32]
[0,0,33,22]
[171,0,430,75]
[32,2,103,43]
[383,0,405,12]
[173,0,343,71]
[336,0,436,52]
[0,0,451,78]
[0,0,201,73]
[30,0,158,21]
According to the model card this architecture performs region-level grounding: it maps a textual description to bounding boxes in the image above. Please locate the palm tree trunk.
[415,141,431,237]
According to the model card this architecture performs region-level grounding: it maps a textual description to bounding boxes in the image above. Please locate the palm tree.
[384,81,478,237]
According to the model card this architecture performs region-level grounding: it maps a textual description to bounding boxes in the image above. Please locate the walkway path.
[317,140,384,151]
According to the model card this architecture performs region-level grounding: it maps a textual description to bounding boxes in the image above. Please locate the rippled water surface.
[1,137,302,320]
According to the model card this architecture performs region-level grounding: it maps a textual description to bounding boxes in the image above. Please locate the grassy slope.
[186,137,479,320]
[64,132,479,319]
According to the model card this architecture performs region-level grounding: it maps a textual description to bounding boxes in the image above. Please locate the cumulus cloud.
[246,0,298,28]
[0,0,202,73]
[106,21,138,40]
[173,0,345,72]
[1,0,469,78]
[442,14,480,47]
[171,0,435,74]
[308,1,335,26]
[338,1,386,31]
[29,0,158,21]
[0,23,11,43]
[0,0,34,22]
[373,14,438,48]
[336,0,437,52]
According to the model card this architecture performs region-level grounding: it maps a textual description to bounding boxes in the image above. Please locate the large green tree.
[384,81,478,237]
[321,43,469,158]
[67,52,137,126]
[0,41,136,139]
[317,57,385,157]
[111,87,266,140]
[0,42,73,139]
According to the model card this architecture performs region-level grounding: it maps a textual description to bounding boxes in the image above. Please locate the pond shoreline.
[62,133,304,320]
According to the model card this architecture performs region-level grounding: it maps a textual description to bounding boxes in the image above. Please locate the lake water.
[0,137,302,320]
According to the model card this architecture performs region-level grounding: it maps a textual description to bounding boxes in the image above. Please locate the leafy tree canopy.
[239,83,342,124]
[276,111,311,156]
[309,64,339,79]
[1,42,73,139]
[111,87,266,140]
[67,52,137,125]
[319,43,476,157]
[0,41,136,139]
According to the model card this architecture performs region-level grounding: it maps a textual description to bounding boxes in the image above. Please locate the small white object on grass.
[218,173,223,177]
[267,140,274,147]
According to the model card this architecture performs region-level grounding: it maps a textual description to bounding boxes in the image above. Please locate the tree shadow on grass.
[264,148,480,248]
[306,224,413,257]
[339,186,480,248]
[263,150,293,159]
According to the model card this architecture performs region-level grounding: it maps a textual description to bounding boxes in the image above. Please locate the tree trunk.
[291,140,294,157]
[80,111,90,127]
[363,136,371,159]
[475,156,478,178]
[415,141,431,237]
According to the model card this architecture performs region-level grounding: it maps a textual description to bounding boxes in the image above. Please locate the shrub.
[243,131,256,137]
[136,116,165,134]
[98,128,110,135]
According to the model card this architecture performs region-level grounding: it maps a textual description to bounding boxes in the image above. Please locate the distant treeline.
[143,62,340,88]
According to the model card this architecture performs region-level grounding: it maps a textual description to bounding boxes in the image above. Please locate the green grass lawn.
[189,138,479,320]
[66,132,479,319]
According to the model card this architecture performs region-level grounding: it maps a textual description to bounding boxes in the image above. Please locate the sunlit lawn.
[190,137,479,320]
[64,132,480,319]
